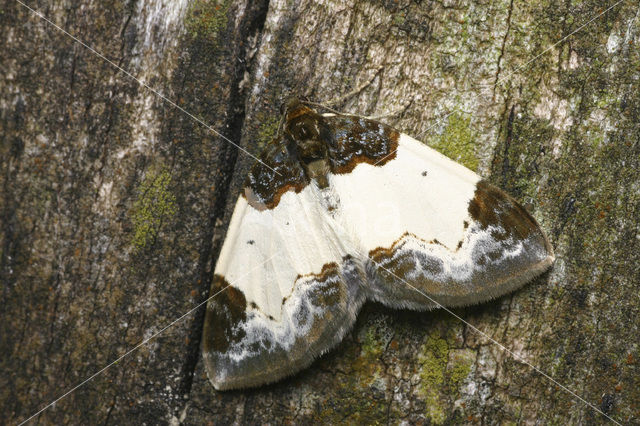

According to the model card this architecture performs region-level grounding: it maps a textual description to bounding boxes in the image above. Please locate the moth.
[202,98,555,390]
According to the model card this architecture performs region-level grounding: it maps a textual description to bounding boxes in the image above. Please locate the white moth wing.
[203,185,366,390]
[329,132,554,309]
[331,133,479,252]
[215,191,340,317]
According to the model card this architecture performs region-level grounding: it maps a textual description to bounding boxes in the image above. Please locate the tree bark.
[1,0,638,424]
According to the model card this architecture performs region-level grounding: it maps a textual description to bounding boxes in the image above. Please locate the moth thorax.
[287,117,331,188]
[286,117,326,158]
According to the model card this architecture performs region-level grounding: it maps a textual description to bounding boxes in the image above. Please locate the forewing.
[202,153,366,390]
[327,126,554,309]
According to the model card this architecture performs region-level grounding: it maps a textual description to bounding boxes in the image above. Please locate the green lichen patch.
[351,321,389,386]
[447,349,474,388]
[427,112,479,172]
[418,331,450,424]
[185,0,230,43]
[256,114,281,150]
[130,166,177,251]
[360,327,386,359]
[417,330,475,424]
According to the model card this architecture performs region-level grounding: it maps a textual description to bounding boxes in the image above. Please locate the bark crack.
[493,0,514,102]
[173,0,272,411]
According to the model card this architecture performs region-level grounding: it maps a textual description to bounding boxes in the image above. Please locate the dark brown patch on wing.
[281,261,345,309]
[369,232,446,288]
[285,261,346,311]
[369,232,423,258]
[203,274,247,354]
[370,232,419,280]
[468,180,538,241]
[324,115,399,174]
[294,261,344,308]
[369,231,412,261]
[293,261,339,283]
[243,139,308,210]
[243,100,399,210]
